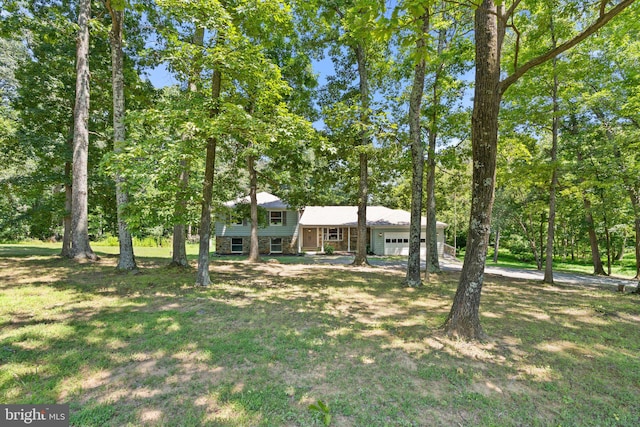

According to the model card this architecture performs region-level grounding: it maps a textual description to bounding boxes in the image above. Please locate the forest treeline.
[1,0,638,339]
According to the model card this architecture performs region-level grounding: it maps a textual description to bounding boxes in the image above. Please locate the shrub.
[93,234,119,246]
[323,244,334,255]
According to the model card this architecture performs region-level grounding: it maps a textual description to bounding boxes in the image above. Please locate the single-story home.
[215,192,447,256]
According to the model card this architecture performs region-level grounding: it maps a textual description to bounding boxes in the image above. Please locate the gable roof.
[222,193,448,228]
[299,206,446,228]
[224,192,289,210]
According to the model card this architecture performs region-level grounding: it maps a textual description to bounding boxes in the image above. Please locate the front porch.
[299,227,370,253]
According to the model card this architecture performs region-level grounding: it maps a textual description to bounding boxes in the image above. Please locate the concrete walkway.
[308,254,639,292]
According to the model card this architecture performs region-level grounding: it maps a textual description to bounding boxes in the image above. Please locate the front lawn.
[1,244,639,426]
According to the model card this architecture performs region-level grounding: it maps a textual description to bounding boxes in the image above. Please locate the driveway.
[307,254,639,292]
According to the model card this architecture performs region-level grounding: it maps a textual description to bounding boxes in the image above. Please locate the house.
[215,192,299,255]
[215,192,447,256]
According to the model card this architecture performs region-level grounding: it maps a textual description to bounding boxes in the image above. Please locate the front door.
[302,228,317,248]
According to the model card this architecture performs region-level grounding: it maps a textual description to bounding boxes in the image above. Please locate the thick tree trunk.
[70,0,96,260]
[108,2,136,271]
[352,44,369,266]
[196,65,222,286]
[443,1,502,340]
[247,155,261,263]
[171,224,188,266]
[406,13,429,287]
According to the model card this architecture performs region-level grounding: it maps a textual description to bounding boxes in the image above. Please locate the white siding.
[371,226,445,257]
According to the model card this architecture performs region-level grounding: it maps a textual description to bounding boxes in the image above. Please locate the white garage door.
[383,232,426,256]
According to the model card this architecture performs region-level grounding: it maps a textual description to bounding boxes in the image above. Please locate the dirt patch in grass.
[1,250,639,426]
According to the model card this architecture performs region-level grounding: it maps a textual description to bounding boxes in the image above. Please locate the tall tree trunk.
[171,27,204,268]
[60,123,73,257]
[543,51,559,282]
[406,12,429,287]
[196,60,223,286]
[443,1,502,340]
[70,0,96,260]
[352,44,369,266]
[107,1,136,271]
[247,154,261,263]
[493,228,500,263]
[426,24,446,276]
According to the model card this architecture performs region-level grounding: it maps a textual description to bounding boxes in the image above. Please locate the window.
[269,211,283,226]
[270,238,283,253]
[323,227,343,241]
[231,238,243,253]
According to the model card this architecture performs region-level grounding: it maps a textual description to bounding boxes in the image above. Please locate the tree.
[106,0,137,270]
[196,54,222,286]
[308,0,387,265]
[386,0,471,285]
[402,5,429,287]
[444,0,635,340]
[171,27,204,268]
[543,20,561,284]
[70,0,97,260]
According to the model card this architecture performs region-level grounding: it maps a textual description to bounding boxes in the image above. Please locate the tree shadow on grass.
[1,252,639,425]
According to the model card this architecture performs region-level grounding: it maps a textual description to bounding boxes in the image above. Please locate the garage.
[383,232,426,256]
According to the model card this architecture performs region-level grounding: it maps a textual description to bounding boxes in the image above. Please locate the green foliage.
[308,400,331,426]
[223,203,269,228]
[0,0,154,242]
[323,244,335,255]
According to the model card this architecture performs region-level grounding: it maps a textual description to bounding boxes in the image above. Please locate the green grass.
[484,248,638,279]
[1,243,639,426]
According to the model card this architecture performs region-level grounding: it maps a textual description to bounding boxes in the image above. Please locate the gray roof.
[224,192,289,209]
[299,205,447,228]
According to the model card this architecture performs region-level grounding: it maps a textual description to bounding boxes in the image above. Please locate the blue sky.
[145,56,335,89]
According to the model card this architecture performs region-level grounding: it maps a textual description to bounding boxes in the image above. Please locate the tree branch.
[507,20,521,73]
[600,0,608,17]
[504,0,523,21]
[500,0,635,94]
